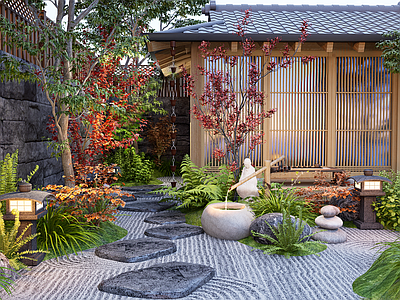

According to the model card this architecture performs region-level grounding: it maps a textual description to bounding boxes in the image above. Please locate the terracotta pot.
[18,182,32,193]
[171,132,177,139]
[169,81,175,88]
[170,66,177,73]
[170,165,177,172]
[171,149,177,155]
[171,116,176,123]
[170,99,177,106]
[171,181,177,188]
[201,202,254,240]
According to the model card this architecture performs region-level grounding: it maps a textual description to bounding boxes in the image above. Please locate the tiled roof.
[147,1,400,42]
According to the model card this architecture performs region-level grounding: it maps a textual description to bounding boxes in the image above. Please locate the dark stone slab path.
[144,211,186,225]
[121,185,163,192]
[94,238,177,263]
[118,201,175,212]
[145,224,204,240]
[97,262,216,299]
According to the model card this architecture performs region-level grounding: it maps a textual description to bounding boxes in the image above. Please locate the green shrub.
[154,155,234,209]
[249,184,317,226]
[353,239,400,299]
[37,206,101,259]
[0,204,47,270]
[372,170,400,230]
[250,207,326,259]
[105,147,154,184]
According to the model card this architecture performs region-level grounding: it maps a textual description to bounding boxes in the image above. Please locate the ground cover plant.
[249,208,326,259]
[0,266,16,299]
[154,155,234,209]
[353,238,400,299]
[372,170,400,230]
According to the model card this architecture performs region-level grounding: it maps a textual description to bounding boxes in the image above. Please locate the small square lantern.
[350,169,392,230]
[0,181,54,266]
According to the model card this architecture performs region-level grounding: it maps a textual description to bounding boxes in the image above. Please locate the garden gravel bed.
[2,179,400,300]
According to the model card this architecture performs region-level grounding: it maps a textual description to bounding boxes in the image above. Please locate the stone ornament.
[237,158,259,199]
[312,205,347,244]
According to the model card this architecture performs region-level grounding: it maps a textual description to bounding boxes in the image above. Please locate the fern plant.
[0,204,47,270]
[154,155,234,209]
[251,208,326,259]
[249,185,317,226]
[0,150,39,196]
[0,266,16,298]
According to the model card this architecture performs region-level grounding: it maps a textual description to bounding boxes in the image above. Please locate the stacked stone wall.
[0,70,63,188]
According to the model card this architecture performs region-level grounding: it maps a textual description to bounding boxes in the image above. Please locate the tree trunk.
[58,105,75,187]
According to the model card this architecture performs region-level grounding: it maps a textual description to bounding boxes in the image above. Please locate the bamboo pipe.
[228,156,285,193]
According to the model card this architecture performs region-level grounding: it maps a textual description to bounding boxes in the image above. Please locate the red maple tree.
[182,10,313,180]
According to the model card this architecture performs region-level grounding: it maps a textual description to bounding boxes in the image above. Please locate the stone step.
[95,238,177,263]
[144,224,204,240]
[98,262,215,299]
[121,185,163,192]
[118,201,175,212]
[144,211,186,225]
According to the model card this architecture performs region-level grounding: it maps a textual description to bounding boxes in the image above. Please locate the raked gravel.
[2,179,399,300]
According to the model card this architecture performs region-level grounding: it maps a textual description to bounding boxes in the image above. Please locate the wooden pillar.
[262,56,272,163]
[392,73,400,171]
[326,53,336,167]
[189,42,205,167]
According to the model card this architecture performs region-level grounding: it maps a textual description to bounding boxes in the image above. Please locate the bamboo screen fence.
[202,55,392,172]
[336,56,391,172]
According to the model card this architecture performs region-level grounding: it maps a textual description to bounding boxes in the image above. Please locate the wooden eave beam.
[290,42,301,52]
[318,42,334,52]
[231,42,238,52]
[351,42,365,53]
[159,53,191,69]
[147,41,191,53]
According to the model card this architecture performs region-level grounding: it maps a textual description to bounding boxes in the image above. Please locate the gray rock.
[120,195,137,202]
[94,238,176,263]
[97,262,215,299]
[133,192,162,199]
[144,211,186,225]
[118,201,175,212]
[320,205,340,217]
[145,224,204,240]
[250,213,312,245]
[315,215,343,230]
[312,227,347,244]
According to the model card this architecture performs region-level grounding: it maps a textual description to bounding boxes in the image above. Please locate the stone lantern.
[0,181,54,265]
[349,169,392,230]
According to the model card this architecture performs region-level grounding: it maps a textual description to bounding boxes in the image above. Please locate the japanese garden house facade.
[147,1,400,179]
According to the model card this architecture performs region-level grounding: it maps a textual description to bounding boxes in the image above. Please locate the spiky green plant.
[353,238,400,299]
[251,208,326,259]
[0,266,17,298]
[0,150,19,195]
[0,205,47,270]
[249,185,317,226]
[37,206,101,259]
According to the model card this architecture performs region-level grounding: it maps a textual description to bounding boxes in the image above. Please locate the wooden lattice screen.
[270,57,327,167]
[336,57,391,172]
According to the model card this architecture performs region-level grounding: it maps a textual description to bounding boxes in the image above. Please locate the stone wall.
[138,96,190,163]
[0,65,63,188]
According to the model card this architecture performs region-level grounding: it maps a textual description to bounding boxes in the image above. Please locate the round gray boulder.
[250,213,312,245]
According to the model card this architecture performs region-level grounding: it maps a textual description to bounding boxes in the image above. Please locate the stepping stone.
[145,224,204,240]
[133,192,162,199]
[144,211,186,225]
[98,262,215,299]
[121,185,162,192]
[120,195,136,202]
[95,238,177,263]
[118,201,175,212]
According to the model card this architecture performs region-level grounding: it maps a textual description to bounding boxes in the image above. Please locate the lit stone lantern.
[0,181,54,265]
[350,169,392,230]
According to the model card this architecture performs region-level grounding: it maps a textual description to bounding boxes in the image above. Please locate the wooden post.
[392,73,400,171]
[264,159,271,187]
[326,53,336,167]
